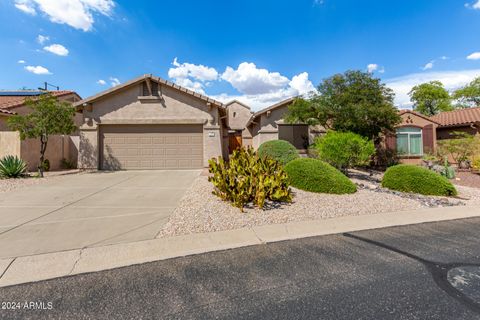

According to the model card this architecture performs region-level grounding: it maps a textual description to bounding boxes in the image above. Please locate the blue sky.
[1,0,480,110]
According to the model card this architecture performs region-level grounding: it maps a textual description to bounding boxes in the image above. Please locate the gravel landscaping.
[157,174,480,238]
[453,171,480,189]
[0,170,81,193]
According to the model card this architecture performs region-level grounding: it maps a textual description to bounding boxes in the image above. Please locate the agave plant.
[0,155,27,178]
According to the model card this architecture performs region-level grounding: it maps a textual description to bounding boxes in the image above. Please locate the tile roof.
[0,108,16,115]
[430,107,480,127]
[0,90,78,110]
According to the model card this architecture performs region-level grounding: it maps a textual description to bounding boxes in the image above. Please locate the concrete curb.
[0,205,479,288]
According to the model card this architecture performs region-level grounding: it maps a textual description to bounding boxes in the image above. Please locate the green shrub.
[382,164,457,196]
[61,158,77,169]
[208,147,292,211]
[313,131,376,174]
[40,159,50,172]
[257,140,299,166]
[284,158,357,194]
[0,155,27,178]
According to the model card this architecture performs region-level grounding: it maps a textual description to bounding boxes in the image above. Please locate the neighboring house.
[430,107,480,140]
[74,74,324,170]
[0,90,82,171]
[385,110,439,165]
[243,98,325,151]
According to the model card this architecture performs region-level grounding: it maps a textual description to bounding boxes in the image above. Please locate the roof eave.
[74,74,224,109]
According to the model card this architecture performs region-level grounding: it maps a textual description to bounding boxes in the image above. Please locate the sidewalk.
[1,205,479,288]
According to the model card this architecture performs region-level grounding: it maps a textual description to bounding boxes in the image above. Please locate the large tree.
[409,81,453,116]
[453,77,480,108]
[7,93,76,177]
[285,70,401,141]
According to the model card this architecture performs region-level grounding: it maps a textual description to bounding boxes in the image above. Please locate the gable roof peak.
[225,100,251,110]
[74,74,224,108]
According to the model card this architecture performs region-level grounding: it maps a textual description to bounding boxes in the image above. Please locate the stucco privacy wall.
[0,132,21,159]
[0,133,77,171]
[78,81,224,169]
[21,135,78,171]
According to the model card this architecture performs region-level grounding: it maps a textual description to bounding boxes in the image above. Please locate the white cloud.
[168,58,218,82]
[422,61,434,70]
[467,52,480,60]
[96,79,106,85]
[24,65,51,75]
[174,78,206,95]
[289,72,316,94]
[43,44,69,56]
[367,64,378,73]
[167,58,219,94]
[221,62,290,95]
[386,69,480,107]
[367,63,385,74]
[17,60,25,64]
[14,1,36,15]
[109,77,120,87]
[15,0,115,31]
[37,34,49,44]
[166,59,315,110]
[213,69,315,110]
[465,0,480,9]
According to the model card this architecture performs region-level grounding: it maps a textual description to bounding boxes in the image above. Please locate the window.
[396,127,422,156]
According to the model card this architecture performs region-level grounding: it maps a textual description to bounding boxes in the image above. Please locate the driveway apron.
[0,170,200,259]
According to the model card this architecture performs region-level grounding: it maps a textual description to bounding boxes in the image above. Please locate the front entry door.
[228,132,242,153]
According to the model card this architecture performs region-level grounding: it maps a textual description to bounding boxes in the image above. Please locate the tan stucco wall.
[0,132,76,171]
[79,81,224,169]
[0,131,21,159]
[226,102,252,130]
[20,135,78,171]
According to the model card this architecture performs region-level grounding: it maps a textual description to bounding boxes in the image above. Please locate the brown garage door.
[100,124,203,170]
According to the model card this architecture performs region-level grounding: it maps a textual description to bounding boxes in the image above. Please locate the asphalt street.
[1,217,480,319]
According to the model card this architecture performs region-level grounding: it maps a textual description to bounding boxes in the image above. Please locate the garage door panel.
[101,124,203,170]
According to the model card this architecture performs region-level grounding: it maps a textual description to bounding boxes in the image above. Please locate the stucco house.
[0,90,82,171]
[75,74,324,170]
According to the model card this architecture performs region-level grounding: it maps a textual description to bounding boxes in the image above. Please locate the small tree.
[7,93,76,177]
[453,77,480,108]
[285,70,401,143]
[312,131,376,175]
[437,131,478,166]
[409,81,453,116]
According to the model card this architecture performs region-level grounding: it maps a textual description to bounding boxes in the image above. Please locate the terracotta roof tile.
[0,90,78,109]
[0,108,16,115]
[430,107,480,127]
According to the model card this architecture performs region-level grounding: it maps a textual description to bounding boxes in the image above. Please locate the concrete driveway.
[0,170,200,259]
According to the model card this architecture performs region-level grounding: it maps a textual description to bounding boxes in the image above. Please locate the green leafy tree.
[312,131,376,175]
[409,81,453,116]
[453,77,480,108]
[7,93,76,177]
[285,70,401,142]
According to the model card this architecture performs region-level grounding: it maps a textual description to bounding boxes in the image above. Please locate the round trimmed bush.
[284,158,357,194]
[257,140,299,166]
[381,164,457,196]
